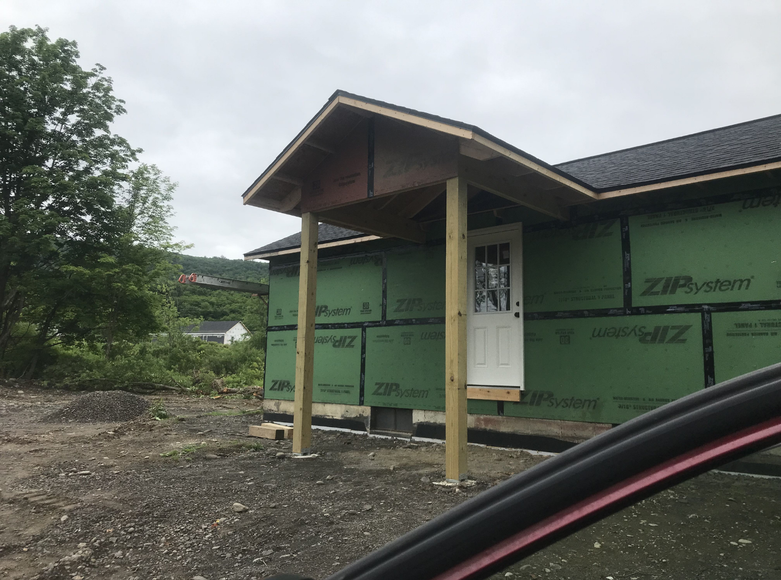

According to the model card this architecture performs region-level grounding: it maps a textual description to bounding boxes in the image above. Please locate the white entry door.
[467,225,524,388]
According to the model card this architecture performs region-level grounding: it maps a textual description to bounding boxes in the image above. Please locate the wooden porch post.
[293,212,318,454]
[445,175,468,481]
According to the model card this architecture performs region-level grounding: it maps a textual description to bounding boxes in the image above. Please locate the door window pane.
[473,242,512,313]
[499,265,510,288]
[499,289,510,311]
[475,246,486,290]
[499,242,510,265]
[488,265,499,289]
[487,290,498,312]
[475,291,486,313]
[487,244,498,266]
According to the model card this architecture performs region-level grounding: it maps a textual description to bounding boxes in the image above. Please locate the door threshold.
[466,386,521,402]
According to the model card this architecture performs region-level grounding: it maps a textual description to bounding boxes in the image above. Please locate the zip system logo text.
[371,382,429,399]
[641,275,752,297]
[591,324,692,344]
[519,390,598,411]
[314,335,357,348]
[268,379,294,393]
[315,304,352,318]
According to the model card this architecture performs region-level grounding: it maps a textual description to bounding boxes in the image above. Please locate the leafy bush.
[42,328,265,394]
[149,398,170,420]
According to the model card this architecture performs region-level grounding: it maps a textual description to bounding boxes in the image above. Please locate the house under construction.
[242,91,781,480]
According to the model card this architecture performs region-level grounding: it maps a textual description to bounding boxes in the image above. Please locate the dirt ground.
[1,383,779,580]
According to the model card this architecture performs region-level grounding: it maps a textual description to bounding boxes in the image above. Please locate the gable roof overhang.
[243,92,781,253]
[242,91,599,243]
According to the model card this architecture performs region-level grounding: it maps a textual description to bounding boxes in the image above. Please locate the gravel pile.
[42,391,150,423]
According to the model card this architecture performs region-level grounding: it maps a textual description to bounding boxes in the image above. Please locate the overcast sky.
[4,1,781,259]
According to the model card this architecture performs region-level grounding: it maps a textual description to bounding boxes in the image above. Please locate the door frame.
[466,223,524,391]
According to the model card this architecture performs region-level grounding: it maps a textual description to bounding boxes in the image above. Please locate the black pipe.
[324,363,781,580]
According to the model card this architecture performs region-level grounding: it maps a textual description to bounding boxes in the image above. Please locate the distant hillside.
[172,254,268,282]
[168,254,269,332]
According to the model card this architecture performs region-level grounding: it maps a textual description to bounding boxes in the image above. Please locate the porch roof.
[243,93,781,258]
[241,90,596,215]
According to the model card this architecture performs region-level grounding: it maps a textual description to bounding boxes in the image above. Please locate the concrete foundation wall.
[263,399,371,424]
[413,409,610,443]
[263,399,610,444]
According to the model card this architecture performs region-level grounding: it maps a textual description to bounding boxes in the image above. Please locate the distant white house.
[182,321,251,345]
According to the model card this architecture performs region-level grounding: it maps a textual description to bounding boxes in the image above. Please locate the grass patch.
[160,443,205,459]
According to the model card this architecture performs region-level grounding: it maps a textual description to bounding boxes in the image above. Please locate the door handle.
[514,312,520,318]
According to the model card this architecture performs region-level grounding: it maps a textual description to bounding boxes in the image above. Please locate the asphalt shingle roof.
[556,113,781,191]
[244,224,366,258]
[183,321,242,334]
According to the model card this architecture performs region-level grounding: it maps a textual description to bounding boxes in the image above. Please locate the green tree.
[0,26,135,360]
[0,26,178,375]
[14,164,181,371]
[92,164,180,357]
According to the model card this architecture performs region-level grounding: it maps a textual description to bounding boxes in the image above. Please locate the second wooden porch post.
[445,175,468,481]
[293,212,318,454]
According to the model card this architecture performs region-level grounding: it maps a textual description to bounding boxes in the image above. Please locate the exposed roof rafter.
[319,203,427,244]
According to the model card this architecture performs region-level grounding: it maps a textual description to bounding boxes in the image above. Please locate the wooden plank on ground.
[249,423,294,440]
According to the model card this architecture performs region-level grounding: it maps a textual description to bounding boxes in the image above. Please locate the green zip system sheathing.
[630,199,781,306]
[712,310,781,383]
[523,220,623,312]
[386,246,446,319]
[266,329,362,405]
[505,315,703,423]
[268,255,383,326]
[264,187,781,425]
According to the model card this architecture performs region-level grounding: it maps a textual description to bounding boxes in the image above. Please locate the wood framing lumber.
[243,98,340,205]
[247,186,301,213]
[461,156,568,221]
[319,203,426,244]
[471,133,597,200]
[304,138,336,155]
[459,138,501,161]
[274,173,304,187]
[248,423,294,440]
[398,184,446,218]
[293,212,318,454]
[277,187,302,212]
[337,95,474,139]
[466,387,522,402]
[445,175,468,482]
